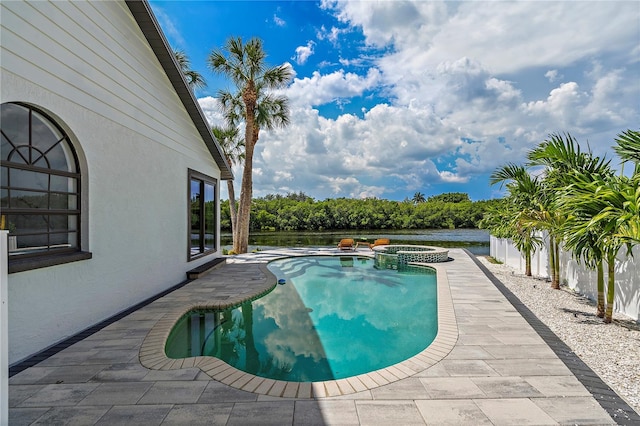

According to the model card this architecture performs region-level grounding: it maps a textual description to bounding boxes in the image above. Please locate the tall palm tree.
[489,164,543,276]
[211,126,245,246]
[208,37,292,253]
[173,50,206,90]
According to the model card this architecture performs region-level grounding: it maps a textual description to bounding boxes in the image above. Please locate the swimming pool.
[165,255,438,382]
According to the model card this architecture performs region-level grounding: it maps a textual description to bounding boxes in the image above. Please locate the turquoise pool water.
[165,256,438,382]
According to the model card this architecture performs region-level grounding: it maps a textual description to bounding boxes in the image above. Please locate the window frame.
[188,169,218,261]
[1,102,89,272]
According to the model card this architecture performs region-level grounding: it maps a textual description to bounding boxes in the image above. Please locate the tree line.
[480,130,639,323]
[220,192,498,232]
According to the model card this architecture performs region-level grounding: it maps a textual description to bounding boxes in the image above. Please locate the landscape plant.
[488,164,544,277]
[487,129,639,322]
[208,36,292,253]
[211,125,244,249]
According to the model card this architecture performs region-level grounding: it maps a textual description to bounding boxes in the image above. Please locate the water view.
[221,228,490,255]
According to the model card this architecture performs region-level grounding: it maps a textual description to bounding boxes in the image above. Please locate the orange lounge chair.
[337,238,355,251]
[369,238,390,249]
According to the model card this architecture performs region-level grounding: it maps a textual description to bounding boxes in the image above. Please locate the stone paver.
[8,248,628,425]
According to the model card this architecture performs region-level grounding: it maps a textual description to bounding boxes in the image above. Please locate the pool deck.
[8,248,638,425]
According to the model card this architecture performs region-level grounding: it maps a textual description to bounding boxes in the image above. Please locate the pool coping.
[138,255,457,399]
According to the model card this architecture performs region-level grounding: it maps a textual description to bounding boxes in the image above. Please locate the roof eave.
[124,0,234,180]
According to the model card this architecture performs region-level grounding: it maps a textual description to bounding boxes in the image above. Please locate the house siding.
[1,0,223,364]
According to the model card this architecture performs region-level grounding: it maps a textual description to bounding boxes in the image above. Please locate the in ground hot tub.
[373,244,449,270]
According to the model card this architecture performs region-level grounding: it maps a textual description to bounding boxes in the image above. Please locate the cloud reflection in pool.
[165,256,437,382]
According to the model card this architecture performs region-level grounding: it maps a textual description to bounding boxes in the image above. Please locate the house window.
[189,169,217,260]
[1,103,82,261]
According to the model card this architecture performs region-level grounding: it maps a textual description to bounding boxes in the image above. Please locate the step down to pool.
[186,257,226,280]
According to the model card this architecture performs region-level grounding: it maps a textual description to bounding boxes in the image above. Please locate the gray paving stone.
[83,349,139,364]
[92,362,151,382]
[95,405,173,425]
[78,381,153,405]
[441,360,499,376]
[471,377,543,398]
[492,332,545,345]
[35,351,99,367]
[31,406,110,425]
[419,377,486,399]
[161,403,234,425]
[137,381,208,404]
[96,338,143,350]
[370,378,430,400]
[8,407,50,426]
[524,375,592,397]
[474,398,558,425]
[532,396,616,425]
[444,345,495,360]
[482,344,556,359]
[456,334,503,346]
[142,367,201,381]
[294,400,359,425]
[413,362,449,377]
[226,401,295,425]
[485,358,571,376]
[9,367,57,385]
[415,399,492,425]
[355,401,425,425]
[35,364,108,384]
[8,384,46,407]
[18,383,100,407]
[198,379,258,403]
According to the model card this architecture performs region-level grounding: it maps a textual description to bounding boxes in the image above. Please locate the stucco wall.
[1,1,224,364]
[490,235,640,322]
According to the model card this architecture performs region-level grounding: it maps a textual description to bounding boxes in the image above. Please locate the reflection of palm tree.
[241,301,260,372]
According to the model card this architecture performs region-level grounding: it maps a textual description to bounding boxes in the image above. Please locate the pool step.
[186,257,226,280]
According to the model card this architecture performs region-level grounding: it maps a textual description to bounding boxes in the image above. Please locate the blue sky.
[150,0,639,202]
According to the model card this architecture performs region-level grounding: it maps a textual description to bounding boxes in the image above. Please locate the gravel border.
[474,253,640,422]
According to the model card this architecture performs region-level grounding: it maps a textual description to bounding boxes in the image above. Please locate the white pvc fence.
[490,234,640,322]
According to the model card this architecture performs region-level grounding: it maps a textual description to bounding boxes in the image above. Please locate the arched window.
[1,103,81,259]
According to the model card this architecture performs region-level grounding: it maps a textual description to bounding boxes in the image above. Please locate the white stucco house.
[0,0,233,366]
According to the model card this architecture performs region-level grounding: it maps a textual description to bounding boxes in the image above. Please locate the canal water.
[221,228,490,255]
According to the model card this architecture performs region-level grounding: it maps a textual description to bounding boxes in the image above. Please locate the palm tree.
[211,126,245,247]
[528,133,613,297]
[489,164,543,277]
[173,50,206,90]
[412,192,426,204]
[208,37,292,253]
[613,129,640,164]
[557,130,639,322]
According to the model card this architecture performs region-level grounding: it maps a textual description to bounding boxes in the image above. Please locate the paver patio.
[8,248,638,425]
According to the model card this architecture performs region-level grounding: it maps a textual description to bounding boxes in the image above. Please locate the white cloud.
[212,1,639,201]
[152,7,186,47]
[273,14,285,27]
[293,41,315,65]
[316,24,347,45]
[326,1,638,74]
[545,70,561,83]
[287,68,381,107]
[197,96,225,127]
